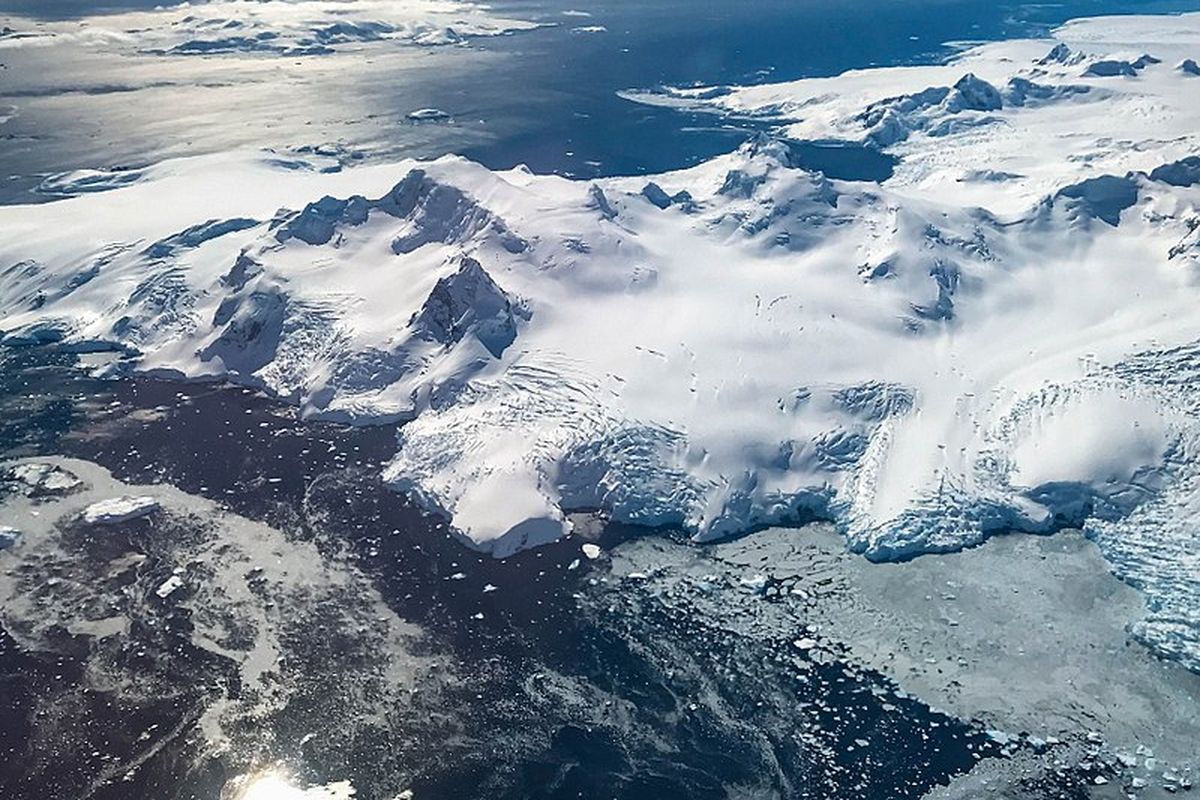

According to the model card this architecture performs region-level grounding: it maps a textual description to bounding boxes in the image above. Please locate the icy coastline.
[3,11,1200,663]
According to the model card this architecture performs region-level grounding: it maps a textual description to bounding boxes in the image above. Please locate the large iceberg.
[4,12,1200,661]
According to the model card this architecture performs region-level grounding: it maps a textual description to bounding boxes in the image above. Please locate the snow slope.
[3,13,1200,662]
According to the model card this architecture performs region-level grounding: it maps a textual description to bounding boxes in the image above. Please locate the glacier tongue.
[4,13,1200,661]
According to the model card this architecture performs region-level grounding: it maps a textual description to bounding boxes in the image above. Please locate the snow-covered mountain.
[4,13,1200,664]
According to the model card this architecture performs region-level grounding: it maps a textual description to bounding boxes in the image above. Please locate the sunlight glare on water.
[227,768,357,800]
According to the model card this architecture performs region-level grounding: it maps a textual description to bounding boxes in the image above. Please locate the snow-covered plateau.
[0,0,540,56]
[3,12,1200,663]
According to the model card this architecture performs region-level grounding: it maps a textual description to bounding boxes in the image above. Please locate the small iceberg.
[0,526,21,550]
[407,108,451,121]
[155,571,185,599]
[81,496,160,525]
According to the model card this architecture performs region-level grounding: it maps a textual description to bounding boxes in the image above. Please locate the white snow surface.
[0,0,539,56]
[4,12,1200,660]
[81,496,161,525]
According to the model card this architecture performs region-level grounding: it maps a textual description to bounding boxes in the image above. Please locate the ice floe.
[7,462,82,494]
[81,496,161,525]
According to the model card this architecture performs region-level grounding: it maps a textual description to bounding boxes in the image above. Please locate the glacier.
[3,13,1200,664]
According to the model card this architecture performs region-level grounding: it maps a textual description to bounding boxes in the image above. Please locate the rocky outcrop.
[409,257,529,358]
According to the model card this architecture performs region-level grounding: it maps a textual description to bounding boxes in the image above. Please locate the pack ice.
[3,13,1200,661]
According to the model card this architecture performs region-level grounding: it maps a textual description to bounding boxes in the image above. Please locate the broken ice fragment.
[81,496,160,525]
[0,526,20,550]
[155,574,185,599]
[407,108,451,121]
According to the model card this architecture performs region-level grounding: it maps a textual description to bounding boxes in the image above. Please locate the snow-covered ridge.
[4,13,1200,665]
[625,12,1200,215]
[0,0,540,56]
